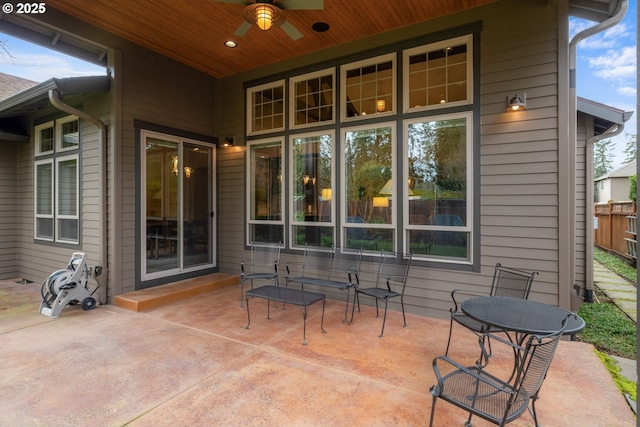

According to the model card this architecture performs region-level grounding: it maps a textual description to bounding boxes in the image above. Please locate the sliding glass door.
[142,130,216,280]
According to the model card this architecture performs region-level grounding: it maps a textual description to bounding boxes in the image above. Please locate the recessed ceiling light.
[224,40,238,48]
[312,22,330,32]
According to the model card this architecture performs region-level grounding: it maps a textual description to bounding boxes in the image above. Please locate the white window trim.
[340,53,397,122]
[402,34,473,113]
[341,122,397,251]
[246,79,286,137]
[289,130,336,249]
[402,111,474,264]
[289,68,336,130]
[55,154,79,243]
[34,159,54,242]
[246,138,285,245]
[34,121,54,156]
[56,115,80,152]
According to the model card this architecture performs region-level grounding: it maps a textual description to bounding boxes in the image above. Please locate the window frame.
[33,115,81,245]
[34,121,54,156]
[341,122,397,253]
[289,68,335,130]
[246,137,285,245]
[246,79,286,136]
[34,158,54,241]
[403,112,474,264]
[340,53,397,122]
[289,130,336,249]
[55,154,80,243]
[243,30,478,267]
[56,115,80,152]
[402,34,473,113]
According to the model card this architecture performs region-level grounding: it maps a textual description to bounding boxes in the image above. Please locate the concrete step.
[114,273,239,312]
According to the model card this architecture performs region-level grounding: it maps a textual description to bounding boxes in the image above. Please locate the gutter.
[568,0,629,304]
[49,88,108,304]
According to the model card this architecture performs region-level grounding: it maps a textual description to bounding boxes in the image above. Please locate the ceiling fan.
[212,0,324,41]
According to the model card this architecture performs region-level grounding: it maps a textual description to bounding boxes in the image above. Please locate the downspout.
[569,0,628,305]
[49,88,108,304]
[584,123,626,303]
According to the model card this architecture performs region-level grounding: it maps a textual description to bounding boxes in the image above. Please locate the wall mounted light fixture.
[506,93,527,111]
[222,137,234,148]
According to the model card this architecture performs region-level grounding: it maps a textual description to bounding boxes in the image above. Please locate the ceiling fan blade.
[210,0,250,4]
[277,0,324,10]
[280,20,303,41]
[234,21,252,37]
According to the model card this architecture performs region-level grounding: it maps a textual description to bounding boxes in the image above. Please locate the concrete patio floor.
[0,278,634,426]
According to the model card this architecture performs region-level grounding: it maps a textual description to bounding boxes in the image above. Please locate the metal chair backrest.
[514,319,568,402]
[300,245,362,281]
[490,263,537,299]
[374,251,412,293]
[248,243,281,275]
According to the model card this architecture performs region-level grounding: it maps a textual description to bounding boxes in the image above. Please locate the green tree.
[622,133,637,164]
[630,175,636,202]
[594,139,614,178]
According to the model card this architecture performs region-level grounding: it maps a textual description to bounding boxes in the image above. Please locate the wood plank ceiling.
[44,0,497,79]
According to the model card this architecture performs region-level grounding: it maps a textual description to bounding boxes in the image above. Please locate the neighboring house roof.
[577,96,634,135]
[0,75,110,142]
[0,72,37,101]
[595,160,637,182]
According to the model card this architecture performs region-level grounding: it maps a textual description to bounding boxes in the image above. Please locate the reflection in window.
[59,118,80,149]
[343,54,395,118]
[291,133,333,247]
[343,125,395,251]
[291,70,334,127]
[57,157,79,242]
[405,35,471,110]
[405,114,471,261]
[248,140,283,244]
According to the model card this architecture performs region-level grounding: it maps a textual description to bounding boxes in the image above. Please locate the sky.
[0,2,637,168]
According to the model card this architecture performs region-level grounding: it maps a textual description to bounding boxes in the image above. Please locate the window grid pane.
[408,42,468,108]
[251,85,284,133]
[38,127,54,154]
[293,73,334,126]
[345,60,393,117]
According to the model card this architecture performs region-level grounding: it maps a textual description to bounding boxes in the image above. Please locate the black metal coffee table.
[245,285,326,345]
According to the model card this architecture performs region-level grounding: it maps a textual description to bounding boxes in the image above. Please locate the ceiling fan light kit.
[214,0,324,40]
[244,3,285,31]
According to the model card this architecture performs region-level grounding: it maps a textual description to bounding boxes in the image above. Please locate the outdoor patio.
[0,277,634,426]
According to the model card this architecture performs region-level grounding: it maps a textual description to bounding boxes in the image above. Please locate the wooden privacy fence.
[594,201,636,260]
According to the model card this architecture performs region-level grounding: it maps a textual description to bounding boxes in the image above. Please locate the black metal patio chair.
[239,242,281,307]
[350,251,412,337]
[429,317,570,427]
[445,263,537,365]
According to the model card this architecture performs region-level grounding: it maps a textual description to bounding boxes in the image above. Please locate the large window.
[404,113,472,262]
[343,124,396,251]
[290,132,334,248]
[34,116,80,243]
[247,139,283,244]
[245,32,475,264]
